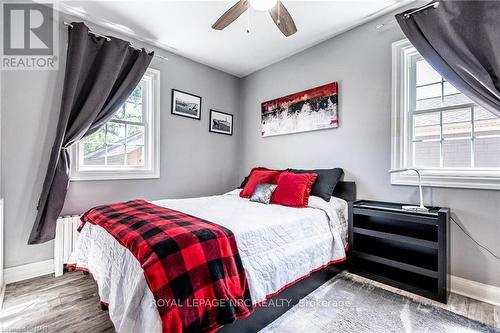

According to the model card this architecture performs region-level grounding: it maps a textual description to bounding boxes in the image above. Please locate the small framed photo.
[171,89,202,120]
[209,110,233,136]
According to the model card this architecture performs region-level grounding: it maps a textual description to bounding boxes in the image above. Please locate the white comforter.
[69,189,348,333]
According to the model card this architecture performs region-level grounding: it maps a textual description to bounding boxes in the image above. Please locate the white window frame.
[391,39,500,190]
[71,68,160,181]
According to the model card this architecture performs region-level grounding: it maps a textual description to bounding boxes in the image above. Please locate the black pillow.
[238,176,249,189]
[288,168,344,202]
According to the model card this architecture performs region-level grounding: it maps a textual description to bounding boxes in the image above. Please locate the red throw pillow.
[240,169,281,198]
[271,172,317,208]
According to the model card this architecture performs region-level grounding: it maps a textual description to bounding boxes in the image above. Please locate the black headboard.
[332,181,356,202]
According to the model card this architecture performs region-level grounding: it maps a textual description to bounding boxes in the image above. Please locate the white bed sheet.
[69,189,348,333]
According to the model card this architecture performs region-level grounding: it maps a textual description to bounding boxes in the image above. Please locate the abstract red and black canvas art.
[261,82,338,137]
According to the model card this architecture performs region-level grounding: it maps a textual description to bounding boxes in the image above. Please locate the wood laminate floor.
[1,271,114,333]
[1,271,498,332]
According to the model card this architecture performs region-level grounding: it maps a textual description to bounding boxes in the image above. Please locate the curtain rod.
[63,22,168,61]
[403,1,439,18]
[376,2,439,30]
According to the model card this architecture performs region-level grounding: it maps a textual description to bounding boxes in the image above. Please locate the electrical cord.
[450,216,500,260]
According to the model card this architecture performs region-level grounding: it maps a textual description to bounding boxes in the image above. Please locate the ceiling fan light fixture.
[212,0,296,37]
[248,0,277,11]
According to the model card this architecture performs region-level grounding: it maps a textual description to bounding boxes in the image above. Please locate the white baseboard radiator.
[54,215,81,277]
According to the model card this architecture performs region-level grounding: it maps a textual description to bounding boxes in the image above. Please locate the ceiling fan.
[212,0,297,37]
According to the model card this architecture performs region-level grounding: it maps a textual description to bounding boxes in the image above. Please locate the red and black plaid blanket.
[80,200,253,333]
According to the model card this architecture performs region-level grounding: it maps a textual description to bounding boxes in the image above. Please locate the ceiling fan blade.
[269,1,297,37]
[212,0,250,30]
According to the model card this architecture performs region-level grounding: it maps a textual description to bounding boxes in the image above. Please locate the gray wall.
[239,10,500,286]
[1,13,241,268]
[2,5,499,288]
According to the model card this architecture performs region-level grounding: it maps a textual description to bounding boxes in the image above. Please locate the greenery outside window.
[71,68,160,180]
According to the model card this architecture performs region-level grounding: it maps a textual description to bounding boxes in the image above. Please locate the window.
[71,68,160,180]
[392,40,500,189]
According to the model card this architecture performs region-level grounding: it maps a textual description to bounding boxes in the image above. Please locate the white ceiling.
[59,0,412,77]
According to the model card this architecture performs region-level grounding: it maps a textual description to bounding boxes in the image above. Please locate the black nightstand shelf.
[348,200,450,303]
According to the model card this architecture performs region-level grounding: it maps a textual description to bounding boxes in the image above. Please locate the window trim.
[71,68,160,181]
[391,39,500,190]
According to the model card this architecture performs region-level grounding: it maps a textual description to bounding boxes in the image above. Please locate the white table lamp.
[389,168,429,212]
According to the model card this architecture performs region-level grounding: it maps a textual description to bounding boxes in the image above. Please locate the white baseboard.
[0,284,5,310]
[451,275,500,306]
[3,259,54,285]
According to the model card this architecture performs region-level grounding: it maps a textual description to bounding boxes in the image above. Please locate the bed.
[68,181,356,332]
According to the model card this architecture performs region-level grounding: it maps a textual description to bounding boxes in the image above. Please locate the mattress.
[69,189,348,332]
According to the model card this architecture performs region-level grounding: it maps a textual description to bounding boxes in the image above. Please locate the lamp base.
[402,205,429,213]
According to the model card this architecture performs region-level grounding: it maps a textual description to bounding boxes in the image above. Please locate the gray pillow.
[250,183,278,204]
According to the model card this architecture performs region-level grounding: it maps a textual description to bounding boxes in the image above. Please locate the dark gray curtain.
[29,22,154,244]
[396,1,500,117]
